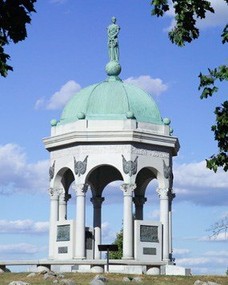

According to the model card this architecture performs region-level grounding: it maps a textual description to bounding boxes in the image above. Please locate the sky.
[0,0,228,275]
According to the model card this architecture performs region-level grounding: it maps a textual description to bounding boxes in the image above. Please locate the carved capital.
[90,196,105,208]
[49,187,61,199]
[120,183,136,196]
[133,196,147,207]
[73,184,88,197]
[156,188,169,199]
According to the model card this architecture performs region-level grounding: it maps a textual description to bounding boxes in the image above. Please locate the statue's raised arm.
[107,17,120,62]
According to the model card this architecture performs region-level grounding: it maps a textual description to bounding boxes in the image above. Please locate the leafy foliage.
[151,0,228,173]
[0,0,36,77]
[109,228,123,259]
[206,101,228,172]
[151,0,214,46]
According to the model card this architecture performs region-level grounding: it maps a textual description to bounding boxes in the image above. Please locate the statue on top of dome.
[107,17,120,62]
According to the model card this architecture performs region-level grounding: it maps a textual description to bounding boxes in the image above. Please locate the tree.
[208,216,228,239]
[151,0,228,172]
[109,228,123,259]
[0,0,36,77]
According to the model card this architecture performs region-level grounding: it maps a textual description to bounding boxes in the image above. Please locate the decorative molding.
[122,155,138,176]
[156,188,169,199]
[49,161,55,181]
[74,156,88,177]
[51,145,170,159]
[120,183,136,195]
[49,187,62,198]
[73,184,88,196]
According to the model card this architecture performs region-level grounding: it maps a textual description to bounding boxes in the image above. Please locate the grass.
[0,273,227,285]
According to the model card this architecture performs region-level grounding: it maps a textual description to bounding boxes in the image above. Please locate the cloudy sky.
[0,0,227,275]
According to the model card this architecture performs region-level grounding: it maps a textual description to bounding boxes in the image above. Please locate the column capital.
[73,183,88,196]
[133,196,147,207]
[156,188,170,199]
[90,196,105,208]
[49,187,62,199]
[120,183,136,196]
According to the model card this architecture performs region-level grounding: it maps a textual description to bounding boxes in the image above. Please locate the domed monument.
[44,18,180,274]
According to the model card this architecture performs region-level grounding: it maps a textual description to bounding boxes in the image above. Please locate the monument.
[43,18,182,274]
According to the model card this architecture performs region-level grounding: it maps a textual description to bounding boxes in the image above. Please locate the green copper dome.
[59,76,163,125]
[58,18,163,126]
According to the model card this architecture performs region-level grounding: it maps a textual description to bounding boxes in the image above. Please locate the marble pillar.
[156,188,169,262]
[74,184,88,259]
[120,183,136,260]
[90,196,105,259]
[168,191,175,261]
[48,187,60,259]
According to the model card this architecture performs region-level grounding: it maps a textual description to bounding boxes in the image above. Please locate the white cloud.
[101,222,116,243]
[176,256,228,267]
[0,219,49,234]
[0,144,49,195]
[173,160,228,206]
[164,0,228,31]
[200,232,228,242]
[173,248,191,256]
[0,243,47,255]
[50,0,67,4]
[124,75,168,96]
[35,80,81,110]
[198,0,228,29]
[204,250,228,257]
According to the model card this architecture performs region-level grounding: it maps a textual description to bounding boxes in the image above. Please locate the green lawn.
[0,273,227,285]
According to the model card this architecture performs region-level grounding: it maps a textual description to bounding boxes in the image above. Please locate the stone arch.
[86,164,124,196]
[52,167,75,194]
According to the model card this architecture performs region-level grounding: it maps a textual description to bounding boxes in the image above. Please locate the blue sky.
[0,0,227,275]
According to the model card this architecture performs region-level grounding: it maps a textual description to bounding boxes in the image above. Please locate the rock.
[122,277,131,282]
[194,281,221,285]
[36,265,50,274]
[194,281,204,285]
[53,280,58,284]
[43,271,57,280]
[132,277,142,283]
[26,273,36,278]
[94,275,107,282]
[58,274,65,278]
[90,280,104,285]
[60,279,76,285]
[8,282,30,285]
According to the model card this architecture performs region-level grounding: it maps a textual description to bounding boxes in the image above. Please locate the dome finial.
[106,17,122,78]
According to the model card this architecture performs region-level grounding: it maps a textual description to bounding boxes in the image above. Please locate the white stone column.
[157,188,170,262]
[59,188,66,222]
[90,196,105,260]
[133,196,147,220]
[168,191,175,261]
[120,183,136,260]
[74,184,88,259]
[48,188,59,259]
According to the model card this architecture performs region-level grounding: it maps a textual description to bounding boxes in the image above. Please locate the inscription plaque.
[140,225,158,243]
[143,247,156,255]
[57,225,70,242]
[58,246,68,254]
